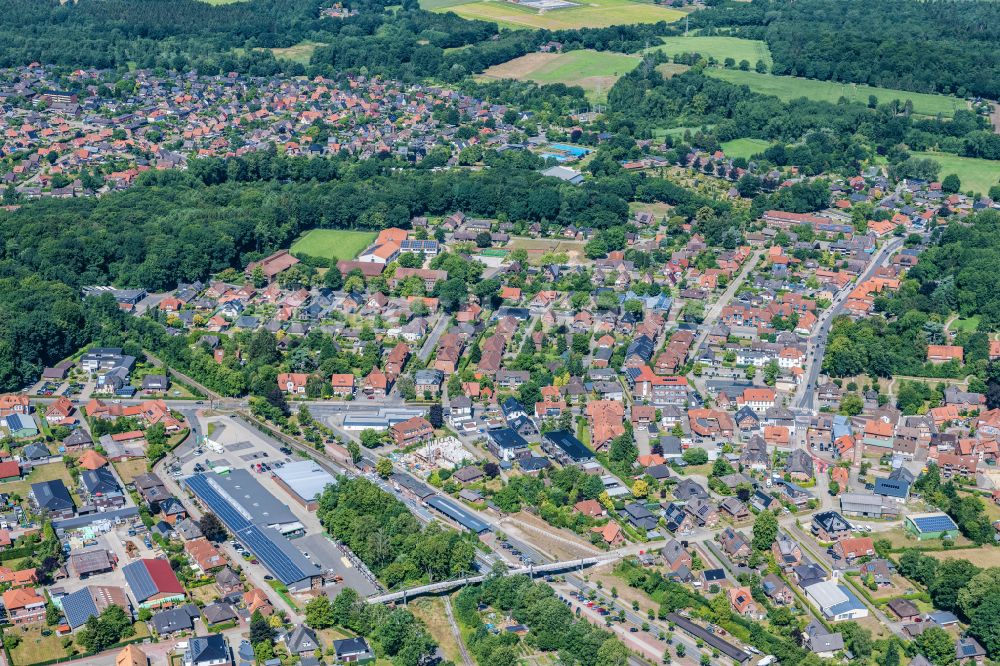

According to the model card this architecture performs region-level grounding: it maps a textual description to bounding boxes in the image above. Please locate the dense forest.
[0,0,676,81]
[316,476,478,588]
[692,0,1000,99]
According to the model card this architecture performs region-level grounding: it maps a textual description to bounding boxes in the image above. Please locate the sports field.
[706,69,968,118]
[645,36,771,66]
[480,50,640,101]
[721,137,770,159]
[291,229,377,261]
[911,151,1000,196]
[428,0,685,30]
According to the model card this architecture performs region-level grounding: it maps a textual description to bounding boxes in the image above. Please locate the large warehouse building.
[272,460,338,510]
[185,472,320,592]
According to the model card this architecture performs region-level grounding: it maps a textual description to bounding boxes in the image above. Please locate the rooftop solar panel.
[122,560,157,603]
[913,515,958,531]
[238,524,314,585]
[187,474,313,586]
[61,588,99,629]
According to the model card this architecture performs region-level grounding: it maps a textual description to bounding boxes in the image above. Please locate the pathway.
[693,248,764,352]
[443,597,474,666]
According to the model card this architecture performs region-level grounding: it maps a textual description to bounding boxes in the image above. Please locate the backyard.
[0,462,77,507]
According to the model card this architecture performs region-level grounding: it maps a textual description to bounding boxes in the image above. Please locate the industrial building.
[185,473,319,591]
[804,579,869,621]
[271,460,338,511]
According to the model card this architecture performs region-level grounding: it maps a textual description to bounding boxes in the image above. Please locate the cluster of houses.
[0,64,513,197]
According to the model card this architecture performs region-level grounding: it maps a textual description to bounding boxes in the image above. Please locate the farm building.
[904,512,960,541]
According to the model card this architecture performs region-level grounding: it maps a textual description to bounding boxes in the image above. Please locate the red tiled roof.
[144,558,184,595]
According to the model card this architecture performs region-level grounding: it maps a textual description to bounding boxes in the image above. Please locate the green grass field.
[291,230,377,261]
[948,315,981,333]
[480,50,640,102]
[721,137,770,159]
[269,41,325,65]
[653,125,713,139]
[645,36,771,66]
[428,0,685,30]
[706,69,968,118]
[911,151,1000,196]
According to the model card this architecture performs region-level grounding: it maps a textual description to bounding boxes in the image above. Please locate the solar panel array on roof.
[60,588,99,629]
[122,560,159,603]
[426,496,490,533]
[186,474,315,586]
[400,240,438,251]
[239,525,315,585]
[912,514,958,532]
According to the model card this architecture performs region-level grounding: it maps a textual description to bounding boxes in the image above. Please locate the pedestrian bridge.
[367,553,622,604]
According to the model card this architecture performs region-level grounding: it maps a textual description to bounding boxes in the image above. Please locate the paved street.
[796,237,905,410]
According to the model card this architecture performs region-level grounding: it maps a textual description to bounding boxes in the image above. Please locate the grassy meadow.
[705,68,968,118]
[480,50,640,102]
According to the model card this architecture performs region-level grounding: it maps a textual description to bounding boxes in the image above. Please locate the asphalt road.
[796,237,905,411]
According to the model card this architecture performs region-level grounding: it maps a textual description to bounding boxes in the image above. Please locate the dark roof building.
[184,635,230,666]
[541,430,594,464]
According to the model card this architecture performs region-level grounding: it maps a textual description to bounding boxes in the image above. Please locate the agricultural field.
[290,229,377,261]
[480,50,640,102]
[706,68,969,118]
[269,41,325,66]
[428,0,685,30]
[911,151,1000,196]
[645,35,771,66]
[928,546,1000,568]
[721,137,770,159]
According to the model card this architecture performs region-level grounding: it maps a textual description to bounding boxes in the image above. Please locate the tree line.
[691,0,1000,100]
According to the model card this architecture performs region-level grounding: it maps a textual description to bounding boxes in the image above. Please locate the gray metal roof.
[60,588,99,629]
[272,460,336,503]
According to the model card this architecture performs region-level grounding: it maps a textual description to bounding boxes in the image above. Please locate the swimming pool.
[548,143,591,156]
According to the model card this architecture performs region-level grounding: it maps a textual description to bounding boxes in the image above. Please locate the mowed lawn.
[480,50,640,102]
[721,137,770,159]
[431,0,684,30]
[291,230,377,261]
[911,151,1000,195]
[645,36,771,66]
[706,68,968,118]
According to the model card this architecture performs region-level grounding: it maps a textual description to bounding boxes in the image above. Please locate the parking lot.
[295,533,379,596]
[169,414,379,597]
